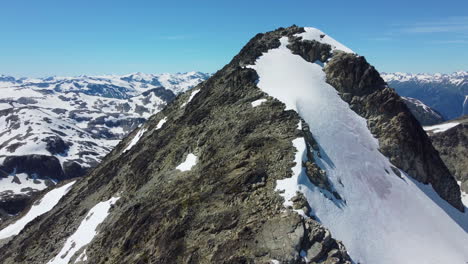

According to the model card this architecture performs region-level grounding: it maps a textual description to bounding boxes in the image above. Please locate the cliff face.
[426,116,468,194]
[0,26,465,264]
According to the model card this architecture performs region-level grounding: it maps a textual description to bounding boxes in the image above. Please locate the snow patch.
[74,249,88,263]
[0,181,75,240]
[156,117,167,130]
[251,98,267,107]
[122,127,147,153]
[457,181,468,207]
[249,35,468,263]
[176,153,197,172]
[181,89,200,108]
[47,196,120,264]
[423,122,460,133]
[297,27,354,53]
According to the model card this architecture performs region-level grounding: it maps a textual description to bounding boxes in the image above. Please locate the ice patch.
[0,181,75,240]
[176,153,197,171]
[251,98,267,107]
[47,196,120,264]
[248,35,468,264]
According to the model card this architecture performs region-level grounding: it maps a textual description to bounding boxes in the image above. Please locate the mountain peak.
[0,26,466,264]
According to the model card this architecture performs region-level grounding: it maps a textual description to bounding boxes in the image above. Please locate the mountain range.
[0,72,209,218]
[382,71,468,120]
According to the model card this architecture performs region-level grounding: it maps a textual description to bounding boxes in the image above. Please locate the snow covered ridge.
[0,181,75,240]
[381,71,468,86]
[249,30,468,264]
[297,27,354,53]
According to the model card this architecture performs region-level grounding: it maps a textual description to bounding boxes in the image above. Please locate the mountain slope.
[382,71,468,120]
[424,115,468,197]
[0,26,466,264]
[401,96,445,125]
[0,72,209,217]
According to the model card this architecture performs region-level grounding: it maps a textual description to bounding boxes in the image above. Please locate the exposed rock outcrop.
[427,116,468,193]
[322,52,463,211]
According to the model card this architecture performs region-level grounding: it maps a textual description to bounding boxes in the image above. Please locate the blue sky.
[0,0,467,77]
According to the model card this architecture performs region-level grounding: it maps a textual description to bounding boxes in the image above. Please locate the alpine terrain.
[400,96,445,126]
[424,115,468,201]
[382,71,468,120]
[0,26,466,264]
[0,72,209,219]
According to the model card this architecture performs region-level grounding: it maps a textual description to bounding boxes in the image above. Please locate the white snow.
[0,181,75,240]
[176,153,197,171]
[122,127,147,153]
[47,196,120,264]
[251,98,267,107]
[297,27,354,53]
[381,71,467,86]
[0,173,48,194]
[74,249,88,263]
[423,122,460,133]
[156,117,167,130]
[248,35,468,264]
[463,95,468,115]
[181,89,201,108]
[458,181,468,208]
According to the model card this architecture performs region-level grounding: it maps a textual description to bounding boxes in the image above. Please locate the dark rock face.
[63,161,88,179]
[141,86,176,102]
[2,155,66,181]
[324,52,387,96]
[0,193,38,215]
[428,116,468,193]
[322,52,464,211]
[287,37,332,63]
[43,136,69,155]
[0,26,351,264]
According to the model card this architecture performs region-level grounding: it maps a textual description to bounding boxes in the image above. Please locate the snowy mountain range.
[0,72,209,217]
[382,71,468,120]
[0,26,466,264]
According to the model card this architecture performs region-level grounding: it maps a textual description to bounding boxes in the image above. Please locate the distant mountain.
[401,96,445,126]
[0,72,209,217]
[381,71,468,120]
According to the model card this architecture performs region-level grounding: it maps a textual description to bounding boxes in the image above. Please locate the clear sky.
[1,0,467,77]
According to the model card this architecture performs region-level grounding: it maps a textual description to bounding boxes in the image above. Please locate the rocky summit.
[0,26,466,264]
